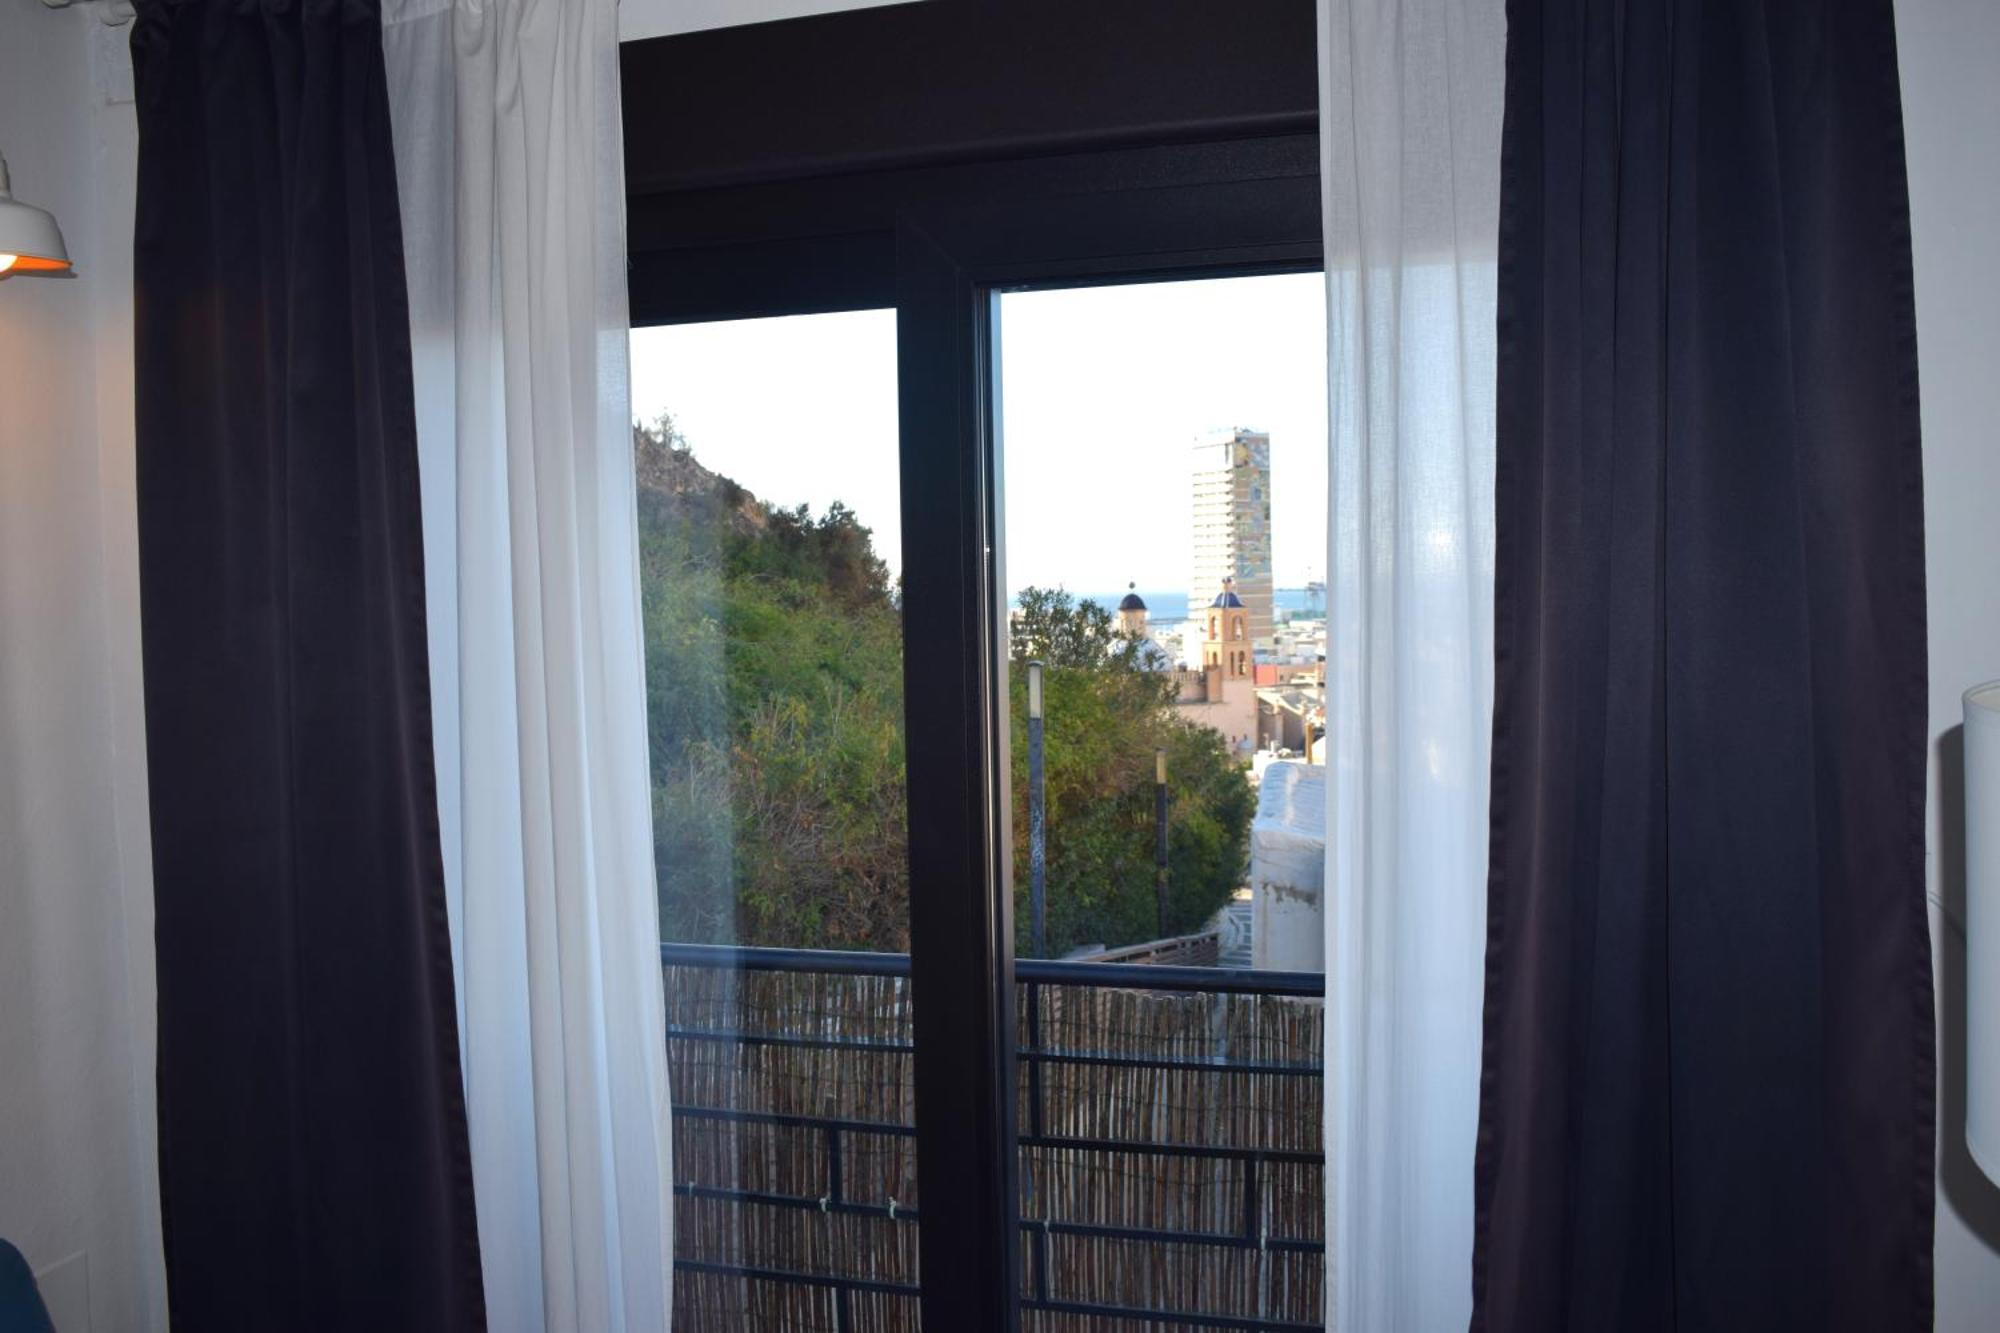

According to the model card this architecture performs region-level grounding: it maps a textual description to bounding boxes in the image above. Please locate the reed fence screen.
[664,945,1324,1332]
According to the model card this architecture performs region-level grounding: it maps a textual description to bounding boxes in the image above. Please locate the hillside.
[635,416,911,949]
[634,418,768,542]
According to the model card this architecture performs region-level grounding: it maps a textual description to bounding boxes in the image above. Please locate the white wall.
[0,3,160,1330]
[1900,0,2000,1327]
[619,0,923,43]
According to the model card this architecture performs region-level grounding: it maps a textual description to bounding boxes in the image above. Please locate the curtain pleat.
[1472,2,1935,1328]
[131,0,484,1327]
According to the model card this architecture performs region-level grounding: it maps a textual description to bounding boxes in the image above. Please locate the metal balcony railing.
[663,942,1324,1332]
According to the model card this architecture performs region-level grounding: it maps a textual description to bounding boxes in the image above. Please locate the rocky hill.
[633,417,768,543]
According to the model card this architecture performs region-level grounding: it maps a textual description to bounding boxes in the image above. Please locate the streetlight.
[1027,660,1046,958]
[1155,747,1169,938]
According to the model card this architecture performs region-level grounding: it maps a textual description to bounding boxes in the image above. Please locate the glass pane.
[996,273,1329,1329]
[633,311,921,1330]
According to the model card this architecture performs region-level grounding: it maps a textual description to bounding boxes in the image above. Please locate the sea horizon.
[1011,587,1326,625]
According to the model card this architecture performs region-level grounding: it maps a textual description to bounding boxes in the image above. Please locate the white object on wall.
[1250,762,1326,972]
[1966,682,2000,1183]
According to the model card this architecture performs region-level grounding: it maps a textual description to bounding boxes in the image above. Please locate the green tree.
[1010,585,1153,673]
[1007,587,1253,956]
[635,420,1253,958]
[638,415,910,949]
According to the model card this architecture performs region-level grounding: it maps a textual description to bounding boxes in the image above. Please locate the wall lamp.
[0,154,72,279]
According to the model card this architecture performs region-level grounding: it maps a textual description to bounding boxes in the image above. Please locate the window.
[998,273,1326,963]
[633,311,926,1328]
[622,5,1321,1328]
[994,275,1326,1322]
[632,309,906,951]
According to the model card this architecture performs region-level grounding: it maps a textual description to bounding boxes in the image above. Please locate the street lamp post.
[1155,747,1169,938]
[1027,660,1047,958]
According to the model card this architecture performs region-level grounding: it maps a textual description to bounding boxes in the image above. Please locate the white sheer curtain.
[1317,1,1504,1328]
[383,2,675,1330]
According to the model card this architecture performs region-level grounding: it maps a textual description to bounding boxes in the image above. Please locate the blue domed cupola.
[1116,582,1148,636]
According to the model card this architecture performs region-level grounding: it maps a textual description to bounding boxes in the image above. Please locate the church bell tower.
[1202,578,1250,680]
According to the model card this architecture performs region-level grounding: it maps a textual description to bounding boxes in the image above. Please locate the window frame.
[623,8,1323,1328]
[903,186,1329,1331]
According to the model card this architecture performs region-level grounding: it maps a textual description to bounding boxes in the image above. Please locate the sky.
[628,270,1327,598]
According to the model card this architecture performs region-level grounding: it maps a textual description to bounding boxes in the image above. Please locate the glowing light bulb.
[0,255,17,275]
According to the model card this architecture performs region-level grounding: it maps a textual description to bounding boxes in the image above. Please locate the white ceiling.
[619,0,927,44]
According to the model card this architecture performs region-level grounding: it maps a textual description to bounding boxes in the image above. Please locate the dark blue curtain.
[131,2,483,1327]
[1472,2,1933,1329]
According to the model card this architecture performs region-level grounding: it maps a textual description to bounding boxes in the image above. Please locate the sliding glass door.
[892,180,1326,1333]
[629,156,1325,1333]
[633,312,928,1329]
[995,276,1328,1330]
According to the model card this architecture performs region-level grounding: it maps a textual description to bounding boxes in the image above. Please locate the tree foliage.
[636,417,1252,956]
[1007,588,1252,955]
[638,414,909,949]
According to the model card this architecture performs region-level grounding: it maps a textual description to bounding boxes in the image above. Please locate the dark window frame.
[621,0,1319,327]
[624,6,1321,1329]
[896,199,1320,1331]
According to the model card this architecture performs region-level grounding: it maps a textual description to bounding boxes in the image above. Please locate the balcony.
[664,943,1324,1331]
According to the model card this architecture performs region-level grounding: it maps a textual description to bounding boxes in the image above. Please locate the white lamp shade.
[0,155,72,277]
[1967,681,2000,1184]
